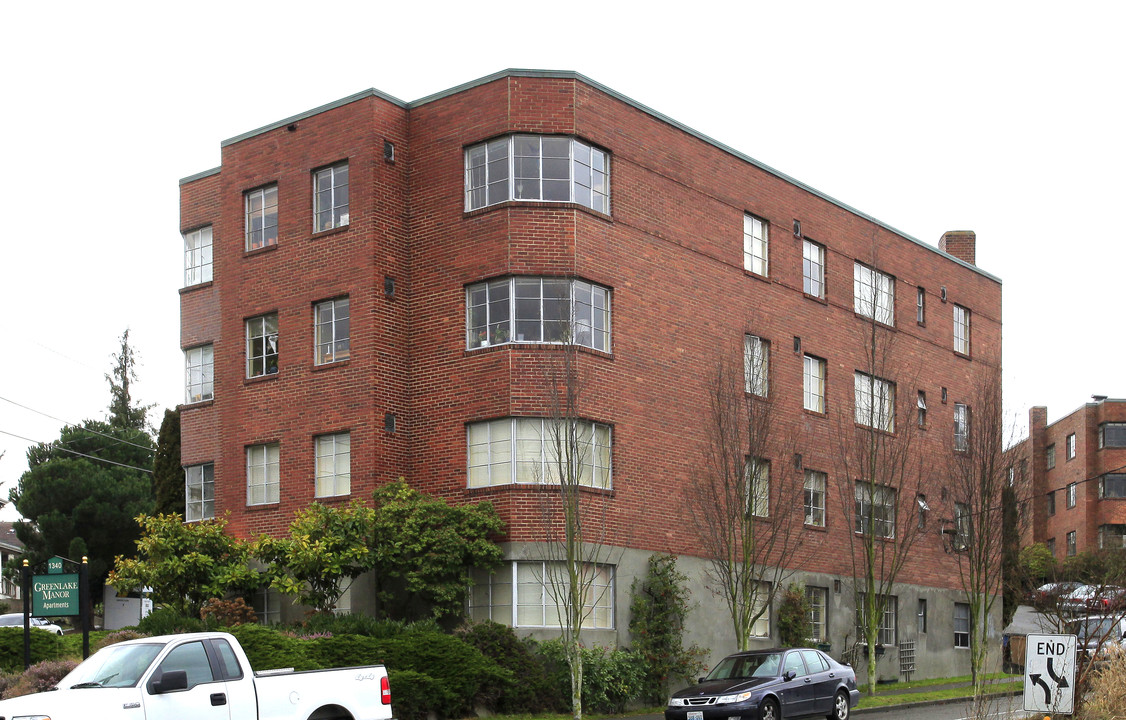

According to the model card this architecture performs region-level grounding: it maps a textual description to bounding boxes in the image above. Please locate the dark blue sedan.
[666,648,860,720]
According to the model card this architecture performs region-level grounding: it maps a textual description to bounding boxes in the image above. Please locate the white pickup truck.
[0,631,395,720]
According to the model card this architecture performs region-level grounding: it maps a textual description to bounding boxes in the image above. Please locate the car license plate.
[687,712,703,720]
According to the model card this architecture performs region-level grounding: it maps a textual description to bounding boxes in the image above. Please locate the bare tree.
[944,374,1014,714]
[834,298,928,696]
[690,340,805,651]
[535,313,619,720]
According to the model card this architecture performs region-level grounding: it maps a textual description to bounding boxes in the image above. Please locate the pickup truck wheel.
[306,705,353,720]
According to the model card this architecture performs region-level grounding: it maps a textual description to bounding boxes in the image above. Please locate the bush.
[226,623,322,671]
[540,640,645,714]
[200,597,257,627]
[456,620,556,713]
[94,630,148,652]
[295,612,410,639]
[388,669,455,720]
[135,607,209,636]
[0,671,18,699]
[1080,645,1126,719]
[1,659,79,699]
[777,583,812,648]
[0,628,65,673]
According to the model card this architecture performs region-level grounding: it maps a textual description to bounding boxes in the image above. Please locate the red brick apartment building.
[179,70,1002,681]
[1016,399,1126,559]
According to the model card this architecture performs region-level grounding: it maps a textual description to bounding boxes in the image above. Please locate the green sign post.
[33,557,80,616]
[22,555,89,668]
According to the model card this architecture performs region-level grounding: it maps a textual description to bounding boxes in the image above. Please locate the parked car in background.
[1028,581,1082,608]
[666,648,859,720]
[1067,615,1126,665]
[1061,584,1126,614]
[0,612,64,634]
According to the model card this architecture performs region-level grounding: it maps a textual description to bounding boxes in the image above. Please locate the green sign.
[33,558,80,616]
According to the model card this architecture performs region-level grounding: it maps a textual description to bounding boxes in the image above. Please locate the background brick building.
[179,70,1003,681]
[1016,399,1126,558]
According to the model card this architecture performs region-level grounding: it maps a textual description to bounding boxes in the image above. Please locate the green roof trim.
[179,166,221,185]
[184,69,1000,283]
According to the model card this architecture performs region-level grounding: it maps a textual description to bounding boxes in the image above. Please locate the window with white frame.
[465,135,609,213]
[253,586,282,625]
[1066,530,1076,557]
[916,287,925,325]
[954,502,971,551]
[803,240,825,298]
[467,418,611,489]
[954,403,969,451]
[246,314,279,378]
[953,305,971,355]
[511,561,614,629]
[185,463,214,522]
[313,162,349,232]
[804,470,826,527]
[1100,423,1126,449]
[744,334,769,397]
[750,582,772,637]
[745,458,770,517]
[917,391,927,428]
[743,213,768,276]
[855,372,895,432]
[806,586,828,642]
[184,226,213,286]
[184,344,214,404]
[953,602,970,648]
[315,432,350,497]
[467,278,610,352]
[1066,482,1077,508]
[855,482,896,538]
[1066,433,1076,460]
[853,262,895,325]
[245,185,278,250]
[804,355,826,413]
[314,297,350,364]
[857,594,897,646]
[246,443,280,505]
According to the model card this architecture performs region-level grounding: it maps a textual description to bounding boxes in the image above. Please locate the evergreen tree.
[152,409,185,516]
[106,329,153,431]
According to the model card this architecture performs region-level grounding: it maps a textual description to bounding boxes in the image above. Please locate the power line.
[0,394,154,453]
[0,429,152,474]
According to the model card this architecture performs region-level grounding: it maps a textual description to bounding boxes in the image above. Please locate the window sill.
[802,292,828,305]
[244,242,279,258]
[954,350,972,361]
[180,398,215,410]
[312,358,350,372]
[180,280,214,295]
[852,312,897,330]
[803,408,828,418]
[466,342,612,361]
[312,223,350,240]
[803,523,829,533]
[743,269,770,284]
[463,199,612,224]
[245,502,280,511]
[466,483,615,499]
[854,423,897,437]
[244,372,280,386]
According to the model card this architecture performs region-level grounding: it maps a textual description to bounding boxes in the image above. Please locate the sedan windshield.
[706,652,782,680]
[61,643,164,688]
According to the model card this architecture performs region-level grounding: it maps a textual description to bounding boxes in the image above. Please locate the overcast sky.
[1,2,1123,518]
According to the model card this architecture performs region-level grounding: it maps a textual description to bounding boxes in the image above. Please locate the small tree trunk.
[569,639,583,720]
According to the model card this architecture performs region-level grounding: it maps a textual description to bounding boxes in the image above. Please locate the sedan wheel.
[827,690,849,720]
[759,698,779,720]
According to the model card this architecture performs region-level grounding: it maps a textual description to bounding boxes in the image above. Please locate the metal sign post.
[1023,633,1076,715]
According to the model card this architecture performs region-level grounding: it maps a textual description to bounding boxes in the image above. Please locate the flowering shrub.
[2,659,79,699]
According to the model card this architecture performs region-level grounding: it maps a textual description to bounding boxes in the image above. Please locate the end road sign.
[1023,633,1076,714]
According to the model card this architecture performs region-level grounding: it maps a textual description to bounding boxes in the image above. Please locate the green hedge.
[0,628,66,673]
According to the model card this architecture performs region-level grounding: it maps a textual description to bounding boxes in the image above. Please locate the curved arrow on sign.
[1046,657,1068,688]
[1029,673,1051,705]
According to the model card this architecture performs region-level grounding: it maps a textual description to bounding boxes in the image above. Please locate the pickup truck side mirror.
[151,670,188,694]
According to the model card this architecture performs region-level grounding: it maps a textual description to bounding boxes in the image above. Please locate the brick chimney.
[939,230,976,265]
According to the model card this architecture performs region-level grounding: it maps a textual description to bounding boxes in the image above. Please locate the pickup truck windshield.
[63,643,164,688]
